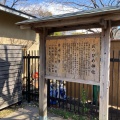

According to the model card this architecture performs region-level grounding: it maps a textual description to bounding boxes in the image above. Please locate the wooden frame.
[39,28,110,120]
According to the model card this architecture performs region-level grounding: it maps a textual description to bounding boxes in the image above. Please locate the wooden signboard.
[46,34,100,85]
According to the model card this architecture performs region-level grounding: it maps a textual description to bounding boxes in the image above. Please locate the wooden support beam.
[46,33,100,40]
[45,76,100,86]
[39,28,47,120]
[20,25,31,29]
[99,21,111,120]
[28,14,120,28]
[111,20,120,27]
[34,17,100,28]
[48,24,101,33]
[100,19,107,29]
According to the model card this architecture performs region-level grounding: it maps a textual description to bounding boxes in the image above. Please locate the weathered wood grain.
[46,34,100,83]
[0,45,22,110]
[0,65,22,71]
[0,53,22,58]
[45,76,100,85]
[0,88,22,95]
[0,77,21,85]
[0,81,21,88]
[47,33,100,40]
[0,97,22,110]
[0,45,22,50]
[0,50,22,54]
[2,63,22,67]
[0,91,22,102]
[1,57,22,61]
[39,29,47,119]
[0,84,21,92]
[0,73,21,79]
[99,26,111,120]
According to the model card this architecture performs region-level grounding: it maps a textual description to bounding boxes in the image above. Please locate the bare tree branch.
[61,2,95,9]
[90,0,99,8]
[111,0,116,5]
[11,0,19,8]
[108,0,112,6]
[99,0,104,7]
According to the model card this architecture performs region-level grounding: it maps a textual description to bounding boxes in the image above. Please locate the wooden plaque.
[46,34,100,84]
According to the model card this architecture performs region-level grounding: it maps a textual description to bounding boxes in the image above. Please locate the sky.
[11,0,79,15]
[5,0,120,15]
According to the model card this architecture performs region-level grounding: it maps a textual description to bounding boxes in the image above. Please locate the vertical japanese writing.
[46,37,100,82]
[91,39,96,75]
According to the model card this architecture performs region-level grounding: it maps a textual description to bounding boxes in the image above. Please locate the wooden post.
[99,22,111,120]
[39,28,47,120]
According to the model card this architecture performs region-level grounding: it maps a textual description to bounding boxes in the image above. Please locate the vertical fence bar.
[31,51,33,101]
[74,83,76,112]
[70,82,72,111]
[111,51,114,120]
[82,84,84,114]
[27,54,30,103]
[47,79,50,107]
[38,50,39,101]
[52,80,53,107]
[34,51,36,98]
[59,80,60,108]
[22,49,25,100]
[26,51,28,100]
[63,81,64,109]
[78,83,80,113]
[66,82,68,111]
[56,80,58,107]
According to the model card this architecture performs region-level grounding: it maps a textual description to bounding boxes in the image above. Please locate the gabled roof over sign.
[17,6,120,24]
[0,3,37,19]
[16,6,120,32]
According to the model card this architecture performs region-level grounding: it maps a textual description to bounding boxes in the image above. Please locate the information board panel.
[46,34,100,83]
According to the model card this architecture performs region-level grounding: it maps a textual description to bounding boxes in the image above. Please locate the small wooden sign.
[46,34,100,84]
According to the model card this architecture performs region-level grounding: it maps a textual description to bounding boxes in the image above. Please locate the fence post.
[47,79,50,107]
[27,54,30,103]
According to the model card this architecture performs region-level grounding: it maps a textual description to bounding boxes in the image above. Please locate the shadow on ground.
[0,102,64,120]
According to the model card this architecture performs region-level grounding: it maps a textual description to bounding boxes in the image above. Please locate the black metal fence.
[48,80,99,119]
[22,50,120,120]
[22,51,39,102]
